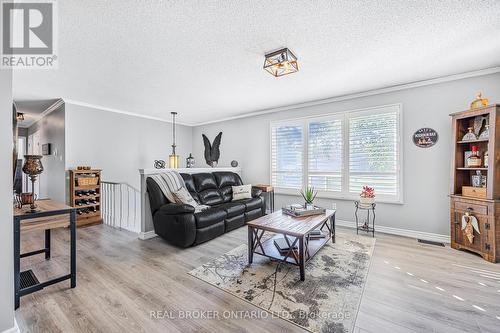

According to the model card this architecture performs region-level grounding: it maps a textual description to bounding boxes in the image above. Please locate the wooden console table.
[13,199,76,309]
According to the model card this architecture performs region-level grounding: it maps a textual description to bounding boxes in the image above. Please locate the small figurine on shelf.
[359,186,375,206]
[470,92,489,110]
[186,153,195,168]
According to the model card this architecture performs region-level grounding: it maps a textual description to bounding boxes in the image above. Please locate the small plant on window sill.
[359,186,375,206]
[300,187,317,209]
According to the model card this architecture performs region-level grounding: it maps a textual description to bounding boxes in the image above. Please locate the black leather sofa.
[146,171,265,247]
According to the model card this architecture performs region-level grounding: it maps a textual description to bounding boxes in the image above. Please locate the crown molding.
[63,99,190,126]
[192,66,500,126]
[55,66,500,127]
[15,98,64,128]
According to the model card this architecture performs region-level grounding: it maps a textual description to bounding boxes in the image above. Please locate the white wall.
[65,103,193,232]
[192,72,500,239]
[0,70,15,331]
[28,104,66,202]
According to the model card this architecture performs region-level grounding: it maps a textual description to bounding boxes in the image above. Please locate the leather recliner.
[146,171,265,247]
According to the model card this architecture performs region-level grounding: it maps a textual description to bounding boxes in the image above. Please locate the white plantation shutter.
[348,109,399,199]
[271,123,303,189]
[308,118,343,192]
[270,104,401,202]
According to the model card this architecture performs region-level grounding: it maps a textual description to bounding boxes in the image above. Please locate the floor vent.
[418,239,445,247]
[20,270,40,289]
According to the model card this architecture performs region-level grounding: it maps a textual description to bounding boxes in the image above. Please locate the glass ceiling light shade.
[263,48,299,77]
[169,112,179,168]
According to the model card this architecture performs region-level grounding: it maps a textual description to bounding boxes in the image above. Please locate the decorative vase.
[359,197,375,206]
[186,153,195,168]
[462,127,477,141]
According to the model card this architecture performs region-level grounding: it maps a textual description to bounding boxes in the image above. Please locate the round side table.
[354,201,376,237]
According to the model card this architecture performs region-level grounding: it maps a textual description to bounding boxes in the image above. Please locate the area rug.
[188,232,375,333]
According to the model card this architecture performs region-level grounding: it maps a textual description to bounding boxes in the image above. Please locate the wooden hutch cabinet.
[450,104,500,262]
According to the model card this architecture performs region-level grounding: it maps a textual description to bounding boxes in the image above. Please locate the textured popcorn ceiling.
[12,0,500,125]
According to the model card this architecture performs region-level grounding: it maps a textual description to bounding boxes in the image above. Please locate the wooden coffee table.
[247,209,336,281]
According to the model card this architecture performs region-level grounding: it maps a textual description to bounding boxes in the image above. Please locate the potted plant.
[359,186,375,205]
[300,187,317,209]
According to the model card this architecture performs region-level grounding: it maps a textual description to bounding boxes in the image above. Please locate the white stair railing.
[101,181,140,232]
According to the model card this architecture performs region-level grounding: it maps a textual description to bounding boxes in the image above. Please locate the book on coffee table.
[308,229,326,240]
[274,237,298,255]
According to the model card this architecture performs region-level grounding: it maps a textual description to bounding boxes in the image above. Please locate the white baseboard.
[2,319,20,333]
[138,230,157,240]
[336,219,450,244]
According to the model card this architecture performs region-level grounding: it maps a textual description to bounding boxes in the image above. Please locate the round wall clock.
[413,128,438,148]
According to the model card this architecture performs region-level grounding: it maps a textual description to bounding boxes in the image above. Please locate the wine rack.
[69,169,102,227]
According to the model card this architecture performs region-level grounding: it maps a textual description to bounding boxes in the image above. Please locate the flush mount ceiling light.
[263,48,299,77]
[16,112,25,121]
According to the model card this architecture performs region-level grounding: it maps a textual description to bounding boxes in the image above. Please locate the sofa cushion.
[237,197,263,212]
[197,189,223,206]
[219,186,233,203]
[217,202,246,218]
[194,222,225,245]
[194,207,227,229]
[214,172,243,188]
[192,173,218,192]
[225,215,245,232]
[180,173,200,203]
[245,208,263,222]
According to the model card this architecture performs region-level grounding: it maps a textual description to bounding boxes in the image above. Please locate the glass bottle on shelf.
[467,145,482,167]
[484,151,489,168]
[462,127,477,141]
[479,124,490,140]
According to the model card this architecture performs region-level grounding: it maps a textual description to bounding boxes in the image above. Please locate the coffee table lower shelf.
[253,234,331,266]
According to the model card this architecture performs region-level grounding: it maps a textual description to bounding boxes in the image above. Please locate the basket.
[77,177,99,186]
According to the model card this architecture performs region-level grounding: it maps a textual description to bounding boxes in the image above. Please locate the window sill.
[274,187,404,205]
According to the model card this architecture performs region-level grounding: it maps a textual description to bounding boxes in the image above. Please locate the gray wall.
[28,104,66,202]
[65,103,193,190]
[192,72,500,237]
[18,127,28,137]
[0,70,15,331]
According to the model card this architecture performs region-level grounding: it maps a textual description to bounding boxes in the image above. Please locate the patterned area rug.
[188,232,375,333]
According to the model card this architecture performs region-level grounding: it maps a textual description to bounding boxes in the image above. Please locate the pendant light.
[169,112,179,168]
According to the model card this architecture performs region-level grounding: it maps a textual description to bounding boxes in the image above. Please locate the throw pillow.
[173,187,198,206]
[232,184,252,201]
[172,187,210,213]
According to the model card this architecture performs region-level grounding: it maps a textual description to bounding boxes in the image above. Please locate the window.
[271,122,303,189]
[270,104,402,202]
[308,117,343,192]
[348,110,398,197]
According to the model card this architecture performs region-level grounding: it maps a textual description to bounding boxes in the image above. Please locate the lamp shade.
[22,155,44,176]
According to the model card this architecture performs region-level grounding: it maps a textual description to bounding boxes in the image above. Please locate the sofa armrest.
[251,187,263,198]
[157,203,195,215]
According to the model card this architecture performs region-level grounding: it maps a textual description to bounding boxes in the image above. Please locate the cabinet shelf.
[456,167,488,171]
[450,105,500,263]
[456,138,489,144]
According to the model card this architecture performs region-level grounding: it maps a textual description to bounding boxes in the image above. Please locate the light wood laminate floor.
[15,225,500,332]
